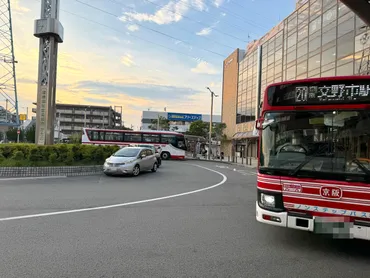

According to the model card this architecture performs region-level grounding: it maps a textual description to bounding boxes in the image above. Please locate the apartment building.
[32,103,123,136]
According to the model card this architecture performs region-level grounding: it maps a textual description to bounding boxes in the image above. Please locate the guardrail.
[0,165,103,178]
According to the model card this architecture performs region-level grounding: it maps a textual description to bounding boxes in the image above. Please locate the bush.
[0,144,119,167]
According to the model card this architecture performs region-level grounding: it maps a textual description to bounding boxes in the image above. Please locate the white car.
[103,147,158,177]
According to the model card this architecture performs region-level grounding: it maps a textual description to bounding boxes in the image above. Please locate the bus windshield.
[259,110,370,181]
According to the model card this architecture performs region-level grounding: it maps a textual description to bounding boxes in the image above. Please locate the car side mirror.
[141,154,146,159]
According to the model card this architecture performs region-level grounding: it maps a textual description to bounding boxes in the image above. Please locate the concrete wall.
[221,49,240,156]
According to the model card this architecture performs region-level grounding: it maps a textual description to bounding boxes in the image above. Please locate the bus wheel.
[161,152,171,160]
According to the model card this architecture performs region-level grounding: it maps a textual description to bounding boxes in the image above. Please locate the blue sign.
[167,113,202,122]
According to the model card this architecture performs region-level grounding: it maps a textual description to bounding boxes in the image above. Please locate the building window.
[309,16,322,35]
[286,65,296,80]
[336,62,354,76]
[337,14,354,38]
[143,134,160,143]
[322,6,336,27]
[310,0,322,19]
[125,133,142,142]
[308,54,321,71]
[337,32,354,59]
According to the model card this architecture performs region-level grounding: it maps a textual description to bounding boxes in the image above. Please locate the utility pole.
[0,0,19,128]
[206,87,218,160]
[34,0,64,145]
[157,113,160,130]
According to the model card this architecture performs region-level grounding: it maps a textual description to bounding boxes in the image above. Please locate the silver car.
[103,147,158,177]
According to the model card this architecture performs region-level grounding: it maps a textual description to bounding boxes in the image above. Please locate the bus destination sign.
[270,80,370,106]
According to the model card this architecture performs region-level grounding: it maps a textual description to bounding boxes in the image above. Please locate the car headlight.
[260,193,275,208]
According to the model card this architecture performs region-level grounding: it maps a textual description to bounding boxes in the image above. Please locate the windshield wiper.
[288,145,329,176]
[349,158,370,176]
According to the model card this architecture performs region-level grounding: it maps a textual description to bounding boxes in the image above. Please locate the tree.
[6,127,24,142]
[148,116,170,130]
[121,125,133,130]
[69,132,82,144]
[25,124,36,143]
[187,120,209,137]
[187,121,227,140]
[212,123,227,141]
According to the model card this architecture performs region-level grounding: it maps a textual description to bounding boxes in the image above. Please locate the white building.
[141,111,222,133]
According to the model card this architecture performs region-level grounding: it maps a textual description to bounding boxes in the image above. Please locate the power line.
[104,0,235,50]
[32,0,219,65]
[229,0,274,22]
[138,0,253,41]
[74,0,226,58]
[202,0,269,31]
[143,0,265,38]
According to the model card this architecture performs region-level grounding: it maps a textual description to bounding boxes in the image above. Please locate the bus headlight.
[261,193,275,208]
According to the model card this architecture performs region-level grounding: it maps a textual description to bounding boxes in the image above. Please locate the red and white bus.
[81,128,186,160]
[256,75,370,240]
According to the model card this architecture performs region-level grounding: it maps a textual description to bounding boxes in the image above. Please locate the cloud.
[11,0,30,14]
[62,80,202,101]
[221,12,226,17]
[191,61,220,75]
[120,0,207,25]
[196,21,219,36]
[121,54,135,67]
[196,27,212,36]
[213,0,225,7]
[127,24,139,32]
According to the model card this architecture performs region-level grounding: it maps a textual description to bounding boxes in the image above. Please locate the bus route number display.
[271,81,370,105]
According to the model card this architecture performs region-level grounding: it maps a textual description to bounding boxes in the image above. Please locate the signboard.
[269,80,370,106]
[167,113,202,122]
[19,114,27,121]
[37,86,48,145]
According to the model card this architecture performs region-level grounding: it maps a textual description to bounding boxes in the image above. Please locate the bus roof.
[83,127,184,136]
[265,75,370,91]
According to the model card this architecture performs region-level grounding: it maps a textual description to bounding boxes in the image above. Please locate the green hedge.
[0,144,120,167]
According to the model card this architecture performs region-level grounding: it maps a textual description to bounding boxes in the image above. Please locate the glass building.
[222,0,370,159]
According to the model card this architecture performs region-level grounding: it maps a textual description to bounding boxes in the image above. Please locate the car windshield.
[259,110,370,182]
[113,148,140,157]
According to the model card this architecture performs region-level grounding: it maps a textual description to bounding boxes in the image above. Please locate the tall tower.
[0,0,19,127]
[34,0,64,145]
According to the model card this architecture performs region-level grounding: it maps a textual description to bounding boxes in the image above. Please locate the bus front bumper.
[256,202,370,240]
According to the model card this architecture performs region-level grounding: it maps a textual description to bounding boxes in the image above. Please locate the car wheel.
[132,165,140,176]
[151,162,158,172]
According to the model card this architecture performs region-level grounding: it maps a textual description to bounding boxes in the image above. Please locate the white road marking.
[0,176,67,181]
[0,164,227,222]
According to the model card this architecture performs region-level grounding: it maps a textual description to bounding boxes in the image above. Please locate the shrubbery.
[0,144,120,167]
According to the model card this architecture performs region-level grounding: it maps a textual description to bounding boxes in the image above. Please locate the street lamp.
[206,87,218,160]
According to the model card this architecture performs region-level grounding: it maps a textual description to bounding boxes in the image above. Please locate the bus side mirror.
[255,118,263,130]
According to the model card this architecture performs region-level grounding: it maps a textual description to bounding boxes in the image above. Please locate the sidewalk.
[185,155,258,169]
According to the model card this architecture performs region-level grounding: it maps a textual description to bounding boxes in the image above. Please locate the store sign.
[270,80,370,106]
[167,113,202,122]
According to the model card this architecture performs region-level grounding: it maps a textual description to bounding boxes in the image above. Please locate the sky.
[9,0,295,129]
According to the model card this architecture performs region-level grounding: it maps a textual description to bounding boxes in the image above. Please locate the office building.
[222,0,370,158]
[32,103,123,137]
[141,111,221,133]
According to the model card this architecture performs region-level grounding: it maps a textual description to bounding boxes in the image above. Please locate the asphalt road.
[0,161,370,278]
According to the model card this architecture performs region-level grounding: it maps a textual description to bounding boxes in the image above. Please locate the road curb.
[0,165,103,178]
